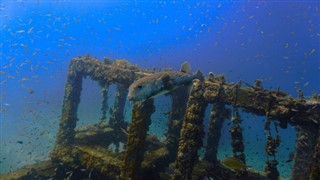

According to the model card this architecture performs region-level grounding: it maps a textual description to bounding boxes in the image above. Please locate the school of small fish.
[0,1,318,177]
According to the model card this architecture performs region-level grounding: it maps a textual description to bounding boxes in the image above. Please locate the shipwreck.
[1,56,319,180]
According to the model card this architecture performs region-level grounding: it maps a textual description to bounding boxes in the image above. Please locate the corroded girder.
[121,99,155,180]
[310,128,320,179]
[70,57,137,84]
[203,79,320,126]
[204,102,229,163]
[100,82,109,121]
[54,57,152,147]
[165,86,189,162]
[109,83,129,128]
[291,124,318,180]
[55,60,83,146]
[173,79,208,180]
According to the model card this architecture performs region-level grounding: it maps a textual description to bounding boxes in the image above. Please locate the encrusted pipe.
[100,82,109,121]
[310,128,320,179]
[165,86,189,162]
[230,108,246,163]
[121,99,155,180]
[291,124,318,180]
[173,79,208,180]
[204,103,227,163]
[55,60,83,146]
[263,117,280,180]
[109,83,129,128]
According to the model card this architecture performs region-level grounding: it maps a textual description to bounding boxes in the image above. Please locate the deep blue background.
[0,0,319,177]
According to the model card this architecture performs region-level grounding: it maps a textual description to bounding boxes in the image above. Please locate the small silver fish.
[127,62,203,103]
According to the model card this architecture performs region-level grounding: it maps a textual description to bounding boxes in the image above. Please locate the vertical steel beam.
[173,80,208,180]
[56,60,83,146]
[291,124,318,180]
[121,99,155,180]
[204,103,227,163]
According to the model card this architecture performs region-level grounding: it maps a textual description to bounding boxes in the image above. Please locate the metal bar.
[173,80,208,180]
[55,60,83,146]
[310,128,320,179]
[109,84,129,128]
[121,99,155,180]
[165,86,189,162]
[291,124,318,180]
[100,82,109,121]
[204,103,228,163]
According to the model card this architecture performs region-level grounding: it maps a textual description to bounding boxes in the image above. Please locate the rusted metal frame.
[203,77,229,163]
[203,79,319,179]
[55,58,110,147]
[71,57,138,85]
[173,80,208,180]
[55,57,136,143]
[204,80,319,126]
[55,59,83,146]
[52,57,320,180]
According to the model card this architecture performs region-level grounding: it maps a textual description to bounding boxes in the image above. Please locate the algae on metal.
[310,129,320,179]
[2,57,319,179]
[165,86,189,163]
[291,124,318,179]
[121,99,155,180]
[204,102,230,163]
[173,79,208,180]
[55,59,83,147]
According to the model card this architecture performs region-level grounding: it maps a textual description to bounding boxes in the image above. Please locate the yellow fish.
[221,157,247,172]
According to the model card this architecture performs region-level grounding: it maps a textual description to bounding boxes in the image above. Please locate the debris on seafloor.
[0,56,319,180]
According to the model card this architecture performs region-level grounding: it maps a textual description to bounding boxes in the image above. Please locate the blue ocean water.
[0,1,319,179]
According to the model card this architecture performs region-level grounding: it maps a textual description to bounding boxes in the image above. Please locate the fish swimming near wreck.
[221,157,248,172]
[221,157,287,179]
[127,61,204,103]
